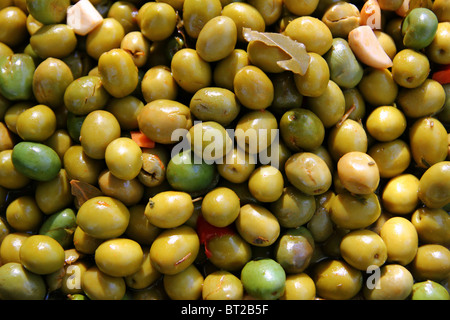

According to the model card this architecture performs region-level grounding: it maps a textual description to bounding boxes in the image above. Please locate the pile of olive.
[0,0,449,301]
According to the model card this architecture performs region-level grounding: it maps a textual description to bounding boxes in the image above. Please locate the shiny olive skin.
[124,246,161,290]
[213,49,250,90]
[95,238,143,277]
[19,234,65,275]
[11,141,61,182]
[190,87,240,126]
[398,79,446,118]
[16,104,56,142]
[426,22,450,65]
[30,24,77,59]
[139,2,177,41]
[375,31,397,60]
[330,192,381,230]
[368,139,411,178]
[366,106,407,142]
[358,68,398,107]
[35,168,73,214]
[0,6,28,47]
[294,53,330,98]
[163,264,204,300]
[236,204,280,247]
[285,16,332,55]
[149,225,200,275]
[171,48,212,94]
[82,266,126,300]
[337,151,380,195]
[188,121,233,162]
[381,174,420,215]
[328,119,368,161]
[324,38,363,89]
[322,2,360,38]
[392,49,430,88]
[202,270,243,300]
[86,18,125,60]
[98,169,144,207]
[433,0,450,21]
[120,31,150,68]
[270,186,316,228]
[280,108,325,152]
[217,147,256,184]
[107,1,139,34]
[141,66,178,103]
[306,80,345,128]
[72,226,103,255]
[63,145,104,185]
[402,8,438,50]
[80,110,121,160]
[105,95,144,130]
[411,280,450,300]
[340,229,387,270]
[0,262,46,300]
[411,207,450,246]
[98,48,139,98]
[105,137,142,181]
[26,0,69,24]
[76,196,130,240]
[363,264,414,300]
[206,232,252,272]
[0,54,35,101]
[32,58,73,108]
[38,208,76,248]
[145,191,193,229]
[138,99,192,144]
[64,76,110,115]
[0,150,30,189]
[285,152,332,196]
[418,161,450,209]
[380,217,418,266]
[125,205,161,246]
[183,0,222,39]
[281,273,316,300]
[270,72,303,115]
[247,40,291,74]
[409,117,448,168]
[222,2,265,42]
[196,16,237,62]
[201,187,240,227]
[6,196,43,232]
[0,232,30,264]
[248,165,284,203]
[233,65,274,110]
[313,259,362,300]
[411,244,450,281]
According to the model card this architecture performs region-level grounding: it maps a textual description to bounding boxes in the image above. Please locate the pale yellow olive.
[145,191,194,229]
[366,106,407,142]
[105,137,143,181]
[248,165,284,203]
[381,174,420,215]
[337,151,380,195]
[380,216,418,266]
[280,273,316,300]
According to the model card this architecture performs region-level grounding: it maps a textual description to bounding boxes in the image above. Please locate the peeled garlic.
[348,25,393,69]
[67,0,103,36]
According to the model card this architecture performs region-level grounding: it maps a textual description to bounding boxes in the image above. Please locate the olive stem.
[192,197,203,203]
[337,104,357,128]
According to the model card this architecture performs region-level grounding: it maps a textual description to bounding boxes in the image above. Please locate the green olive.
[366,106,407,142]
[248,0,283,26]
[411,244,450,281]
[294,53,330,98]
[107,1,139,34]
[202,270,243,300]
[145,191,193,229]
[38,208,76,248]
[343,88,366,121]
[402,8,438,50]
[222,2,265,42]
[183,0,222,39]
[217,147,256,184]
[0,150,31,189]
[280,273,316,300]
[26,0,69,25]
[284,152,332,196]
[206,232,252,272]
[363,264,414,300]
[374,31,398,60]
[411,280,450,300]
[104,137,142,181]
[411,207,450,246]
[64,76,110,116]
[86,18,125,60]
[76,196,130,240]
[188,121,233,162]
[247,40,291,74]
[358,68,398,106]
[120,31,150,68]
[72,226,103,255]
[82,266,126,300]
[368,139,411,178]
[233,65,274,110]
[105,96,144,130]
[0,262,46,300]
[30,24,77,59]
[236,203,280,247]
[0,54,35,101]
[98,169,144,207]
[163,264,204,300]
[418,161,450,209]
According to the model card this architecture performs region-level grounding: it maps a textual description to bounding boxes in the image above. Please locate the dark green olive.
[402,8,438,50]
[26,0,70,24]
[39,208,77,248]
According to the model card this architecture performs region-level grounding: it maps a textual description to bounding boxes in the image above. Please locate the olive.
[217,147,256,184]
[248,0,283,26]
[26,0,69,24]
[63,145,104,185]
[275,227,315,274]
[19,234,65,275]
[107,1,139,34]
[246,40,291,74]
[202,270,243,300]
[64,76,110,116]
[124,205,161,246]
[418,161,450,209]
[381,174,420,215]
[86,18,125,60]
[76,196,130,240]
[380,217,418,266]
[409,117,448,168]
[0,6,28,47]
[366,106,407,142]
[270,186,316,229]
[0,53,35,101]
[358,68,398,106]
[221,2,265,43]
[324,38,363,89]
[392,49,430,88]
[0,262,46,300]
[196,16,237,62]
[233,65,274,110]
[72,226,103,255]
[79,110,121,160]
[138,99,192,145]
[293,53,330,98]
[0,232,30,264]
[35,169,73,215]
[95,238,143,277]
[411,207,450,246]
[104,137,142,181]
[236,203,280,247]
[411,244,450,282]
[281,273,316,300]
[374,31,397,60]
[138,146,169,188]
[426,22,450,65]
[248,165,284,203]
[201,187,240,227]
[213,49,250,91]
[337,151,380,195]
[284,152,332,196]
[0,149,31,189]
[16,104,57,142]
[411,280,450,300]
[313,259,362,300]
[328,119,368,161]
[206,232,252,272]
[240,258,286,300]
[105,96,144,130]
[82,266,126,300]
[189,87,241,126]
[124,246,161,290]
[322,2,360,38]
[98,170,144,207]
[402,8,438,50]
[6,196,43,232]
[183,0,222,39]
[30,24,77,59]
[330,192,381,229]
[280,108,325,152]
[120,31,150,68]
[340,229,387,270]
[270,72,303,115]
[163,264,204,300]
[149,225,200,275]
[363,264,414,300]
[38,208,76,248]
[141,66,178,103]
[145,191,194,229]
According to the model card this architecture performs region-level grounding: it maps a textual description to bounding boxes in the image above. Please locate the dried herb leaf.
[242,27,310,75]
[70,179,103,208]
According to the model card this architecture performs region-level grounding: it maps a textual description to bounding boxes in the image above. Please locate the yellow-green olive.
[63,145,104,185]
[363,264,414,300]
[248,0,283,26]
[381,174,420,215]
[16,104,56,142]
[202,270,244,300]
[248,165,283,203]
[217,147,256,184]
[145,191,194,229]
[392,49,430,88]
[141,66,178,103]
[426,22,450,65]
[280,273,316,300]
[328,119,368,161]
[104,137,142,181]
[81,266,126,300]
[201,187,240,227]
[213,49,250,90]
[163,264,204,300]
[366,106,407,142]
[380,216,418,265]
[418,161,450,209]
[125,205,161,246]
[98,170,144,207]
[6,196,43,232]
[233,65,274,110]
[411,207,450,246]
[246,40,291,74]
[183,0,222,39]
[358,68,398,106]
[368,139,411,178]
[35,169,73,215]
[0,150,31,189]
[221,2,265,42]
[86,18,125,60]
[294,53,330,98]
[0,232,30,264]
[411,244,450,282]
[125,246,161,290]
